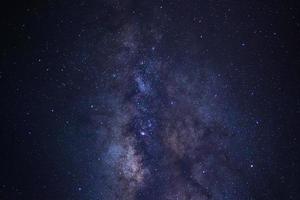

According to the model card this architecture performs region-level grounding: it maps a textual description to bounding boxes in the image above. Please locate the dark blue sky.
[1,0,299,199]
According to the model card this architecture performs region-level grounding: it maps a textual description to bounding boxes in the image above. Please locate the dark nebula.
[1,0,299,200]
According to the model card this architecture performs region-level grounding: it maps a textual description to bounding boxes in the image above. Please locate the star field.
[1,0,300,200]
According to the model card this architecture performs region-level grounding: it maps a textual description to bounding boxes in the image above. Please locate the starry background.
[1,0,300,200]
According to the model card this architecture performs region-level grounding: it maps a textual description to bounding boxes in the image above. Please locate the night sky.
[1,0,300,199]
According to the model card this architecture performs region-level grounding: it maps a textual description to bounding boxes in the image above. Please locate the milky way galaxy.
[2,0,299,200]
[87,19,250,199]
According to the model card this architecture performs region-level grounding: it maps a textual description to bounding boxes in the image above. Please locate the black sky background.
[1,0,300,199]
